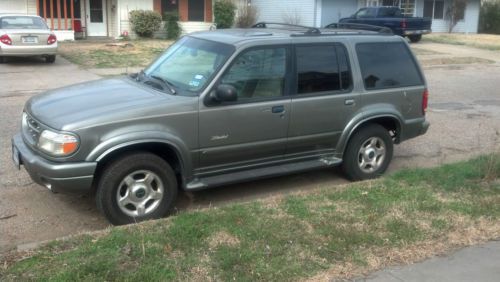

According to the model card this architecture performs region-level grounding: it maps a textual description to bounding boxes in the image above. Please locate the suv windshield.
[144,36,234,96]
[0,16,48,29]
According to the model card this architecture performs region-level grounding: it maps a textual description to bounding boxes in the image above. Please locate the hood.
[26,77,178,130]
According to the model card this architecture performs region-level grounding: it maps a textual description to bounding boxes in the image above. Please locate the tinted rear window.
[296,44,351,94]
[0,16,48,29]
[356,42,423,90]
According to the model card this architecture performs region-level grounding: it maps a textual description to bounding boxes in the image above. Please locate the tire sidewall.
[97,153,178,225]
[343,125,394,181]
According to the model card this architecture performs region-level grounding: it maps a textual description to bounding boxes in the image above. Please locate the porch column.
[50,0,54,29]
[70,0,75,30]
[57,0,62,29]
[64,0,68,30]
[43,0,47,21]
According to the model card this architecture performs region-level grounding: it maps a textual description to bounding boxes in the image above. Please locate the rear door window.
[356,42,423,90]
[295,44,351,95]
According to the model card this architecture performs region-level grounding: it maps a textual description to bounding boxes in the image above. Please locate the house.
[0,0,214,40]
[245,0,480,33]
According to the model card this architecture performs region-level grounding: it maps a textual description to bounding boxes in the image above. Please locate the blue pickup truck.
[337,7,432,43]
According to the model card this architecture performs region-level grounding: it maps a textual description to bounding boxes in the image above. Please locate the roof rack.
[252,22,321,35]
[324,23,393,35]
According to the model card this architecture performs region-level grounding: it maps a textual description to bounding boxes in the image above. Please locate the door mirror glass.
[214,84,238,102]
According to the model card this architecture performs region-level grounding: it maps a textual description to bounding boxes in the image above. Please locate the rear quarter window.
[356,42,423,90]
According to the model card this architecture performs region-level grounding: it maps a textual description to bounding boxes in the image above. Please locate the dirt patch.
[424,33,500,51]
[419,56,495,66]
[207,231,240,249]
[58,39,173,68]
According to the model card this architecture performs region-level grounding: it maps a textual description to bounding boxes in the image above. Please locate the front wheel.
[342,124,393,181]
[408,34,422,43]
[96,152,178,225]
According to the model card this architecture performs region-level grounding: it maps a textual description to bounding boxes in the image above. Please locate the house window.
[424,0,444,20]
[161,0,178,16]
[188,0,205,21]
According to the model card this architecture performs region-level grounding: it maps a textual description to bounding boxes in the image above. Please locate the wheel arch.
[91,140,191,192]
[336,114,402,157]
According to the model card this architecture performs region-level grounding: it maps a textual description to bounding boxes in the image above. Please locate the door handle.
[271,105,285,113]
[344,99,355,106]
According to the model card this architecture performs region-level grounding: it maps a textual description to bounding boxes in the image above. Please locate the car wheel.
[408,35,422,43]
[45,55,56,63]
[96,152,178,225]
[342,124,393,181]
[0,56,5,63]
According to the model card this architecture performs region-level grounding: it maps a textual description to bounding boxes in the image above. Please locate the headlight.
[38,130,79,156]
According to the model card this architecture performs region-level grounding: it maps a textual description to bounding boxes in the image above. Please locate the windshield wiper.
[150,75,177,95]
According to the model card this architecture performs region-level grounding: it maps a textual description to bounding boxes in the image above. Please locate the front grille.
[22,112,42,146]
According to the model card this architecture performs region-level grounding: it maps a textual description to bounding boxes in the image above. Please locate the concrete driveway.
[1,44,500,253]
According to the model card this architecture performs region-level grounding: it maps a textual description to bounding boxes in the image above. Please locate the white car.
[0,14,57,63]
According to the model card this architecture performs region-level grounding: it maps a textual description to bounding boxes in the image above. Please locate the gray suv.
[12,24,429,224]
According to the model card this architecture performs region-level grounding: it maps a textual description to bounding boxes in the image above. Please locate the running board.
[186,157,342,191]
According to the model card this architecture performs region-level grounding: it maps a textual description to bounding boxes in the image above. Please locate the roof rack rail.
[252,22,321,35]
[324,23,393,35]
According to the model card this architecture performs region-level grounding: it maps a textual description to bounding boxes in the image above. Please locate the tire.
[342,124,393,181]
[45,55,56,63]
[96,152,178,225]
[0,56,5,64]
[408,35,422,43]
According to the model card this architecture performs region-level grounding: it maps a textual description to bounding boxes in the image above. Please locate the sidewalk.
[363,240,500,282]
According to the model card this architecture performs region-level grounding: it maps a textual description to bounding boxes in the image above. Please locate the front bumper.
[12,133,96,194]
[404,29,432,36]
[0,44,57,56]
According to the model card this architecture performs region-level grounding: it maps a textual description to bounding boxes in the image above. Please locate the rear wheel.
[45,55,56,63]
[0,56,5,63]
[408,35,422,43]
[342,124,393,181]
[96,152,178,225]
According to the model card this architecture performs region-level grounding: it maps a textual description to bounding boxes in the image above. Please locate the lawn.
[1,155,499,281]
[58,39,173,68]
[423,33,500,51]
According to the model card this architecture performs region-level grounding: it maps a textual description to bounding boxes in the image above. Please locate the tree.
[446,0,467,33]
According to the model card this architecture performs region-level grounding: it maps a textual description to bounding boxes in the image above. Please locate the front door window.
[89,0,103,23]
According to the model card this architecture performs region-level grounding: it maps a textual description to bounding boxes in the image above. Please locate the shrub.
[214,0,236,29]
[479,0,500,34]
[235,4,258,28]
[164,12,181,39]
[129,10,162,37]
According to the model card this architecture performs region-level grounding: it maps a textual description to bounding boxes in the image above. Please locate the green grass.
[1,155,499,281]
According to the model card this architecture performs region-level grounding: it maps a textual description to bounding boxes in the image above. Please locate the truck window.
[296,44,351,94]
[355,8,376,18]
[356,42,423,90]
[221,47,287,100]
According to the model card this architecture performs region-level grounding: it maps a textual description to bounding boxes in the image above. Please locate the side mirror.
[212,84,237,103]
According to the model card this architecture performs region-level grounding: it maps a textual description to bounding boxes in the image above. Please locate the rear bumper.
[404,29,432,36]
[399,118,430,143]
[0,44,57,56]
[12,133,96,194]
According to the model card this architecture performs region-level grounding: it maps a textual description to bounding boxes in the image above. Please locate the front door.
[86,0,107,36]
[198,46,291,172]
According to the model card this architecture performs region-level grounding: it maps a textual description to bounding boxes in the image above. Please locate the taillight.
[0,34,12,45]
[400,20,407,29]
[47,34,57,45]
[422,89,429,115]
